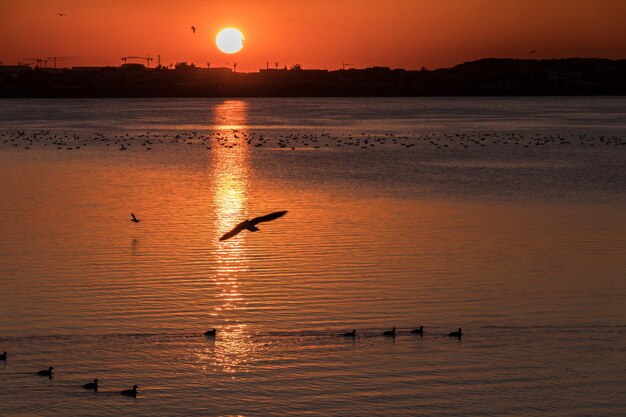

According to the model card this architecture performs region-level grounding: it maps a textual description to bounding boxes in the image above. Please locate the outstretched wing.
[219,220,248,241]
[250,210,287,225]
[131,213,138,221]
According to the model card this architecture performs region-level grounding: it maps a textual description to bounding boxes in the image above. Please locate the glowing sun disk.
[216,28,245,54]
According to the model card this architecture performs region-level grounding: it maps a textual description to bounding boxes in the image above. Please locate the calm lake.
[1,97,625,416]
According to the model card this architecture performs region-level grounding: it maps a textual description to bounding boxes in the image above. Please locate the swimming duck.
[0,351,6,361]
[411,326,424,335]
[121,385,138,397]
[448,328,462,338]
[83,378,98,391]
[37,366,54,377]
[343,329,356,337]
[383,327,396,337]
[204,328,216,337]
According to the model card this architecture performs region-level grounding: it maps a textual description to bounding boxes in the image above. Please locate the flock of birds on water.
[0,209,463,399]
[0,125,620,401]
[0,353,137,397]
[1,129,625,152]
[0,326,462,398]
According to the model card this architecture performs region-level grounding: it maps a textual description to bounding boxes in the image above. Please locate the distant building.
[71,66,117,72]
[120,63,146,71]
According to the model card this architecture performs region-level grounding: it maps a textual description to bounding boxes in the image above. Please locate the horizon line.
[3,56,625,73]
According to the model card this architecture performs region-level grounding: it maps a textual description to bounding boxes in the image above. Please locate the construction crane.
[23,58,46,68]
[121,56,153,67]
[46,56,81,69]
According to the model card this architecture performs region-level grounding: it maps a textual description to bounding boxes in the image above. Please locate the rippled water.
[1,98,625,416]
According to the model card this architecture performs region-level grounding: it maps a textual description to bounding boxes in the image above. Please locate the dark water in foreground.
[0,98,625,416]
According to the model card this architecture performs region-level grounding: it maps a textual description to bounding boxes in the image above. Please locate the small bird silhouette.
[121,385,138,397]
[204,328,216,337]
[0,351,6,361]
[83,378,98,391]
[56,13,66,17]
[411,326,424,335]
[343,329,356,337]
[131,213,140,223]
[448,328,463,338]
[529,50,536,55]
[383,327,396,337]
[37,367,54,378]
[219,210,287,241]
[191,26,196,34]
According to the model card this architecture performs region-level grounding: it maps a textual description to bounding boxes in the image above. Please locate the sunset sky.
[1,0,625,72]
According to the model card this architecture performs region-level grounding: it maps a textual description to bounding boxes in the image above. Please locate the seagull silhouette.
[191,26,196,34]
[131,213,140,223]
[219,210,287,241]
[56,13,66,17]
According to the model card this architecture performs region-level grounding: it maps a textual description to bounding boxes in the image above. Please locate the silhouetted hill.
[1,58,625,97]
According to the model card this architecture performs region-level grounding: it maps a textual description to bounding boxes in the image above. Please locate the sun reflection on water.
[203,100,256,375]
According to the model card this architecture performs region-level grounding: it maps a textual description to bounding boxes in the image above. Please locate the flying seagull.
[131,213,140,223]
[57,13,66,17]
[191,26,196,34]
[219,210,287,241]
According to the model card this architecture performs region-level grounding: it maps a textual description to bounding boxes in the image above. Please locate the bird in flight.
[57,13,66,17]
[130,213,140,223]
[219,211,287,241]
[191,26,196,34]
[529,50,537,55]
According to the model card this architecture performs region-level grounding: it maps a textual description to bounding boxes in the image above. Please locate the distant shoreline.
[2,58,625,98]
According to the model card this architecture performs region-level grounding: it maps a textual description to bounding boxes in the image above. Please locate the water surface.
[1,98,625,416]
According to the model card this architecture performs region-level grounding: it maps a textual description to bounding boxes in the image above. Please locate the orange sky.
[1,0,625,72]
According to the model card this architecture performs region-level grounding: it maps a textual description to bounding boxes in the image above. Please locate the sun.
[216,28,245,54]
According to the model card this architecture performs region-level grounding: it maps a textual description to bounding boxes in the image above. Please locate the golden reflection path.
[196,100,257,375]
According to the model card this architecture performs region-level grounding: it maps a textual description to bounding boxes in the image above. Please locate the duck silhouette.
[448,328,463,338]
[121,385,138,397]
[37,366,54,378]
[204,328,216,337]
[383,327,396,337]
[0,351,6,361]
[343,329,356,337]
[83,378,98,391]
[219,210,287,241]
[411,326,424,335]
